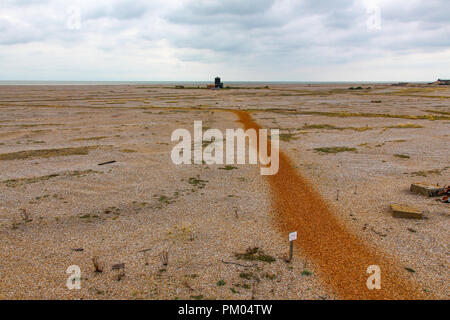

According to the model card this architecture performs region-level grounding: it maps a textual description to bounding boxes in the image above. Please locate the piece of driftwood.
[98,160,117,166]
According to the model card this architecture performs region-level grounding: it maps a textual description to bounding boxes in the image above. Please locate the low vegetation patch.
[187,177,208,189]
[265,109,450,121]
[385,123,423,129]
[302,124,340,130]
[219,165,238,170]
[348,86,363,90]
[73,136,107,141]
[301,124,372,132]
[409,167,449,177]
[3,170,98,187]
[79,213,100,220]
[313,146,357,154]
[423,109,450,115]
[0,123,60,128]
[239,272,257,280]
[301,270,313,276]
[278,133,298,142]
[216,280,226,286]
[0,146,95,161]
[394,154,410,159]
[234,247,276,263]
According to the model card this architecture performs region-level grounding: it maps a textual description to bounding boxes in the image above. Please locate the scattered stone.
[390,204,422,219]
[410,183,443,197]
[92,256,103,273]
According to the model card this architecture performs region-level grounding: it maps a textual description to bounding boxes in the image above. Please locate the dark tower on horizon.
[215,76,223,88]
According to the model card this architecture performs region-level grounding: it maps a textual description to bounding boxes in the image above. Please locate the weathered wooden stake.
[289,240,294,262]
[288,231,297,263]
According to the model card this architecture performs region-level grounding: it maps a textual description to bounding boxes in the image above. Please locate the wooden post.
[289,240,294,262]
[288,231,297,263]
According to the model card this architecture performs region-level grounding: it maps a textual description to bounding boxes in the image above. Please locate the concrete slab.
[410,183,443,197]
[390,203,423,219]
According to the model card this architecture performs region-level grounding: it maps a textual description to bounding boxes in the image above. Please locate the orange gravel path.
[233,110,428,300]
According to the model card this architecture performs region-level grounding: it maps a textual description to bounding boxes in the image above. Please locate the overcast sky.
[0,0,449,81]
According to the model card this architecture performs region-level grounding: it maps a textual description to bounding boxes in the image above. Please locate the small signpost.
[288,231,297,262]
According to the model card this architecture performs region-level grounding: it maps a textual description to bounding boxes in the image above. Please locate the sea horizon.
[0,80,431,86]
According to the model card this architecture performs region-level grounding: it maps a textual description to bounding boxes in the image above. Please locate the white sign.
[289,231,297,242]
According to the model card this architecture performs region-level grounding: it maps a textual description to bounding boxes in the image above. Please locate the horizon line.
[0,80,437,84]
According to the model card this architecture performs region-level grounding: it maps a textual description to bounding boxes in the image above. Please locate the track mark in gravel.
[233,110,428,300]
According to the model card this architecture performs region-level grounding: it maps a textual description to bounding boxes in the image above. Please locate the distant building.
[206,76,224,89]
[433,79,450,85]
[214,77,224,89]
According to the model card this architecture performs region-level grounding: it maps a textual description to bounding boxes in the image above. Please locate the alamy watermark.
[66,265,81,290]
[64,263,381,291]
[364,0,381,30]
[366,265,381,290]
[171,121,279,175]
[66,6,81,30]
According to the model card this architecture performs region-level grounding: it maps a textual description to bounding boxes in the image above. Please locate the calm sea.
[0,80,418,86]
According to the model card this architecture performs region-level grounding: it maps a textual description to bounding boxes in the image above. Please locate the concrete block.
[390,204,422,219]
[410,183,442,197]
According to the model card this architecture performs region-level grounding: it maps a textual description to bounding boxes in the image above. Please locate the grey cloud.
[382,1,450,24]
[0,0,449,80]
[178,0,276,16]
[167,0,449,62]
[84,1,152,21]
[166,0,280,28]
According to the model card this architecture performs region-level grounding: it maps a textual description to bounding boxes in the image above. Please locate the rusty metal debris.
[436,186,449,203]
